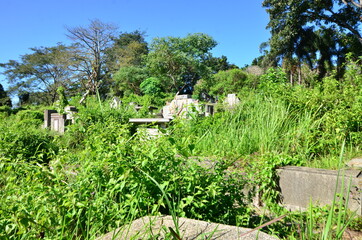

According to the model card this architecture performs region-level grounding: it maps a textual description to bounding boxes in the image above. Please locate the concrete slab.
[129,118,171,123]
[97,215,278,240]
[277,166,362,215]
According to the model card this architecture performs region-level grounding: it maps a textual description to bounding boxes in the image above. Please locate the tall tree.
[0,44,74,105]
[194,69,248,98]
[204,55,238,73]
[146,33,217,93]
[112,66,149,96]
[262,0,362,79]
[66,19,118,103]
[107,30,148,72]
[0,84,12,107]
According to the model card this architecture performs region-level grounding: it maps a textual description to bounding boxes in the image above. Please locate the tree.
[112,66,149,96]
[106,30,148,72]
[263,0,362,46]
[0,44,74,105]
[0,84,12,107]
[140,77,163,96]
[194,69,249,97]
[262,0,362,80]
[66,19,118,103]
[146,33,217,93]
[204,55,238,73]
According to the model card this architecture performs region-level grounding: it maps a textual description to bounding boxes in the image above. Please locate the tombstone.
[64,106,78,124]
[162,94,201,119]
[50,113,67,133]
[204,103,215,117]
[44,106,78,133]
[110,97,122,109]
[161,103,172,119]
[277,166,362,215]
[44,109,57,129]
[224,93,240,108]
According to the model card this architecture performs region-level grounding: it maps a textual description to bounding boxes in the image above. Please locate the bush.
[0,118,58,163]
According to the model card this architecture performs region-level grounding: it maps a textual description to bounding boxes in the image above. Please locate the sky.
[0,0,271,91]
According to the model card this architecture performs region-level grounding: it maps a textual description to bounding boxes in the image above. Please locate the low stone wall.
[277,166,362,215]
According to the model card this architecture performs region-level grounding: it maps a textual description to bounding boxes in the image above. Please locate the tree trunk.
[298,66,302,85]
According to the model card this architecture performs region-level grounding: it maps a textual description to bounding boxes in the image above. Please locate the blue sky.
[0,0,270,91]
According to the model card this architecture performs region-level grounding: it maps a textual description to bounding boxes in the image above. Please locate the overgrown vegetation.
[0,9,361,238]
[1,56,361,239]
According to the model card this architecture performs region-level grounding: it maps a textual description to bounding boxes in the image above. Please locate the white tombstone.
[224,94,240,108]
[110,97,122,109]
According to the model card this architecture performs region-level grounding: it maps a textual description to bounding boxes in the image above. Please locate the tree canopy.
[146,33,217,93]
[0,44,74,104]
[66,19,118,103]
[107,30,148,71]
[0,84,12,107]
[262,0,362,79]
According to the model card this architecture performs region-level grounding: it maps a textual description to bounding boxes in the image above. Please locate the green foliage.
[0,109,250,239]
[194,69,249,97]
[146,33,217,92]
[112,66,149,96]
[53,86,69,114]
[106,30,148,72]
[258,67,288,95]
[0,115,57,163]
[246,154,301,210]
[0,44,74,105]
[262,0,362,78]
[140,77,163,96]
[172,93,318,159]
[0,84,12,107]
[0,105,13,117]
[0,55,361,239]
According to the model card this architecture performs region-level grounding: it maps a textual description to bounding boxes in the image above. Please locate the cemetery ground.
[0,87,361,239]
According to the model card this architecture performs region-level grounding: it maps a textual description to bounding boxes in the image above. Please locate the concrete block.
[277,166,362,215]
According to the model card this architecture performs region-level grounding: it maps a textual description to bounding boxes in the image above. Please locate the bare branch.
[342,0,362,8]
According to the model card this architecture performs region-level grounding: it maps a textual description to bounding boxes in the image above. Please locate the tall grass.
[297,141,356,240]
[178,93,319,160]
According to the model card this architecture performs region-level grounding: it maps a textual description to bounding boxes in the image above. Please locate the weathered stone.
[277,166,362,215]
[50,113,67,133]
[162,94,201,119]
[110,97,122,109]
[44,106,78,133]
[64,106,78,123]
[97,215,278,240]
[44,109,57,129]
[347,157,362,169]
[204,103,215,117]
[224,94,240,108]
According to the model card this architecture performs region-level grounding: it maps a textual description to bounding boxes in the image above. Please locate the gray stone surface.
[277,166,362,215]
[50,113,67,133]
[44,109,57,129]
[44,106,77,133]
[110,97,122,109]
[224,94,240,108]
[347,157,362,169]
[97,215,278,240]
[162,94,201,119]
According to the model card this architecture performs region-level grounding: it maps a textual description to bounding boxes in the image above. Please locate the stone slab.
[129,118,171,123]
[97,215,278,240]
[347,158,362,169]
[277,166,362,215]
